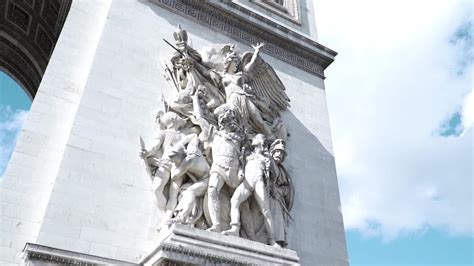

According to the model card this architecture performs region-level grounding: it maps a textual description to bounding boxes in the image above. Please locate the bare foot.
[206,225,222,233]
[222,225,239,236]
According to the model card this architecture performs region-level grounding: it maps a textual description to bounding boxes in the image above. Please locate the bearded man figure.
[269,139,294,247]
[191,88,245,233]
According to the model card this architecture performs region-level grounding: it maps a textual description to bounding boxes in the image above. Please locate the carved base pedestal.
[141,224,299,265]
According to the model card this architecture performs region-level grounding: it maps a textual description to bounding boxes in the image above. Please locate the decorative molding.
[252,0,301,25]
[22,243,137,265]
[0,35,41,98]
[24,0,35,9]
[41,0,60,32]
[152,0,336,78]
[35,24,53,56]
[0,0,72,98]
[6,2,31,34]
[160,243,250,264]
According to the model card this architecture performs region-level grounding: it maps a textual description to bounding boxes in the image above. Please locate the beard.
[273,156,282,163]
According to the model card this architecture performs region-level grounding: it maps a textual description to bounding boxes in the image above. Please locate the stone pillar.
[0,1,112,263]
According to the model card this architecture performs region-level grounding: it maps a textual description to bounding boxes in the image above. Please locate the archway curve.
[0,0,72,100]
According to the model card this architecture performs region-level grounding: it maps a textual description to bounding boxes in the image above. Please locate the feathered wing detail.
[241,52,290,113]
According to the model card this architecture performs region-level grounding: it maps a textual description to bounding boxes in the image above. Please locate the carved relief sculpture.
[140,26,294,247]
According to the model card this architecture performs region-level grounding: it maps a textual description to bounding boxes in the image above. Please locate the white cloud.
[315,0,473,240]
[462,91,473,132]
[0,106,28,176]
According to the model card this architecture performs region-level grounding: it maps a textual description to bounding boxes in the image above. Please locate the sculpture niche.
[139,26,294,247]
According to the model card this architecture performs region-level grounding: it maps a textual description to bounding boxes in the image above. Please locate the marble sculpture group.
[139,26,294,248]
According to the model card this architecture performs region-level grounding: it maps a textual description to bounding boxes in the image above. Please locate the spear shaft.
[163,38,184,56]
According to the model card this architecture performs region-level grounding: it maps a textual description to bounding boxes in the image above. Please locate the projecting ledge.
[141,224,300,265]
[21,243,137,265]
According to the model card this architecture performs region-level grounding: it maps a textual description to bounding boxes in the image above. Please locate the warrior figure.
[139,112,188,223]
[191,88,244,232]
[269,139,294,247]
[222,134,278,247]
[165,134,210,226]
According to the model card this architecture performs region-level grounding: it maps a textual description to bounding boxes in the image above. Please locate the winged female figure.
[218,43,290,139]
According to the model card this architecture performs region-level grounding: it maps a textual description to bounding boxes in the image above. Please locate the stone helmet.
[223,51,241,72]
[270,139,286,154]
[173,24,188,47]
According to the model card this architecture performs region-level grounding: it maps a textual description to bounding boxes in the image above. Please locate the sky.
[314,0,473,264]
[0,72,30,177]
[0,0,473,264]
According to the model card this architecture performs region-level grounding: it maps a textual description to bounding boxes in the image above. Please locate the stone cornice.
[152,0,337,78]
[22,243,137,265]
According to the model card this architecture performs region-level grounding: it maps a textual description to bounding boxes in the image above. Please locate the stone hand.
[238,168,245,183]
[243,84,254,94]
[252,42,265,51]
[195,85,207,97]
[139,149,148,159]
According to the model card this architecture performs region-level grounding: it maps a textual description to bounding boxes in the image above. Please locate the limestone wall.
[1,1,347,265]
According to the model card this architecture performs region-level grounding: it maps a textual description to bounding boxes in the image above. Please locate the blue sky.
[315,0,473,264]
[1,0,473,264]
[0,72,30,176]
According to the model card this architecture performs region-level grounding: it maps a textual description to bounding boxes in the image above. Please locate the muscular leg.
[167,179,209,226]
[254,180,276,245]
[240,201,256,240]
[164,175,184,221]
[247,101,273,137]
[223,183,252,236]
[152,167,170,211]
[207,172,224,232]
[172,155,210,182]
[186,178,209,198]
[170,155,195,181]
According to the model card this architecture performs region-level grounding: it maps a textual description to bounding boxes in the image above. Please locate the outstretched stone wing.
[242,52,290,112]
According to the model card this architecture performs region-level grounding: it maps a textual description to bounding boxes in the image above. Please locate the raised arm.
[193,59,213,80]
[145,131,165,157]
[243,42,265,73]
